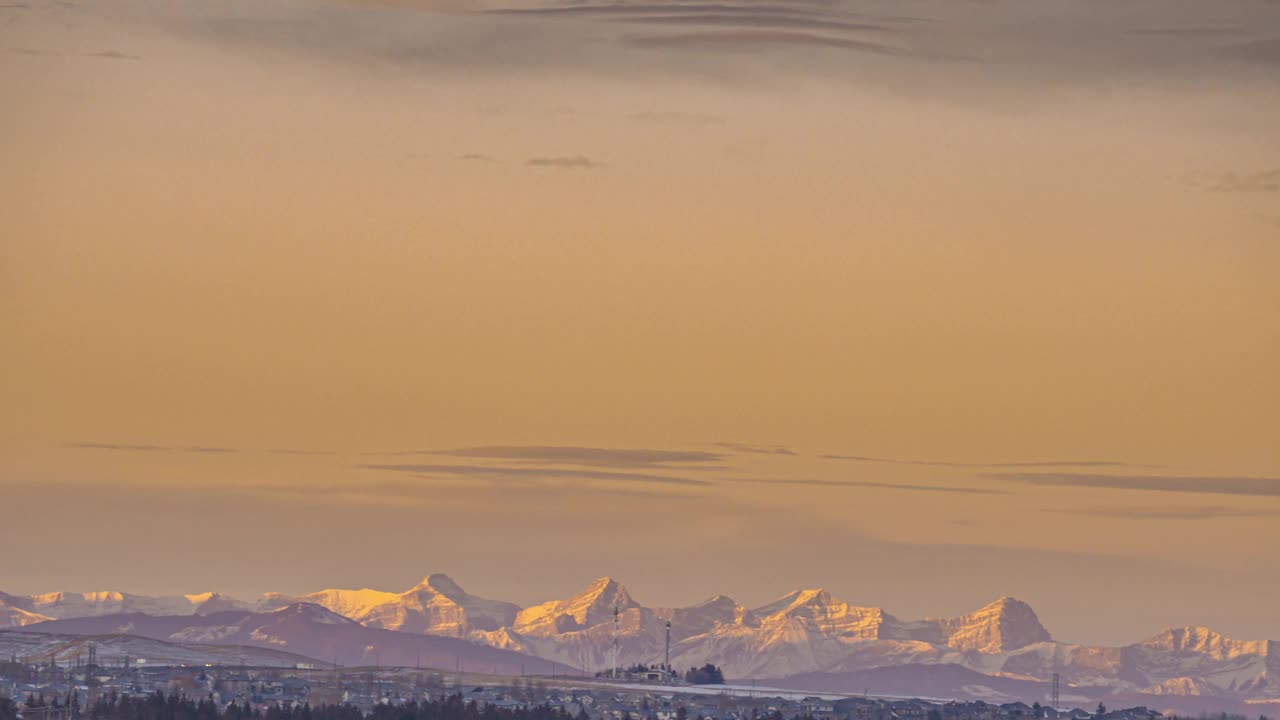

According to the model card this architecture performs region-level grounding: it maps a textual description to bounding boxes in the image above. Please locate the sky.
[1,0,1278,647]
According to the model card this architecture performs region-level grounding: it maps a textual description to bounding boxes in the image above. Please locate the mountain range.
[3,576,1277,714]
[7,602,573,676]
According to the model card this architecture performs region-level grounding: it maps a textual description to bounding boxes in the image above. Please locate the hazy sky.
[1,0,1278,647]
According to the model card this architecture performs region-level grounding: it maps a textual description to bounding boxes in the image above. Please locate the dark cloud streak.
[356,462,712,486]
[373,445,725,468]
[1042,505,1280,521]
[716,442,797,456]
[87,49,143,60]
[823,454,1139,469]
[724,478,1005,495]
[525,155,601,169]
[69,442,236,454]
[1208,169,1280,193]
[994,472,1280,498]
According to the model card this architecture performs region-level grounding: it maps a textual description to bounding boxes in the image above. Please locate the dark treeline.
[4,691,1271,720]
[7,693,583,720]
[0,694,804,720]
[681,665,724,685]
[0,695,812,720]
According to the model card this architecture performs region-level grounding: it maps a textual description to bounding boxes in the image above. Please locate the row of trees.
[590,663,723,685]
[682,665,724,685]
[14,693,583,720]
[0,695,815,720]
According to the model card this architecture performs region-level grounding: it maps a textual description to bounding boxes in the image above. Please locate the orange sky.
[1,0,1278,646]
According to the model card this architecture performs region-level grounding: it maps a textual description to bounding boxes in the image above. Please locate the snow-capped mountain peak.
[416,573,465,596]
[271,602,362,625]
[514,577,639,637]
[1,589,247,620]
[935,596,1051,653]
[6,575,1277,713]
[1140,626,1269,659]
[255,574,519,636]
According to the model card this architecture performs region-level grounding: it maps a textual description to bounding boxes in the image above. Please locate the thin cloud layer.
[629,29,917,58]
[525,155,601,169]
[423,445,724,468]
[1042,506,1280,521]
[716,442,797,456]
[70,442,236,454]
[994,473,1280,498]
[823,454,1137,469]
[1209,169,1280,193]
[49,0,1280,99]
[725,478,1005,495]
[356,462,713,486]
[631,111,722,126]
[87,49,142,60]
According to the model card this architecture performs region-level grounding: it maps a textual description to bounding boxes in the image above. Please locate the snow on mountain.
[754,589,897,642]
[0,590,247,624]
[0,628,327,667]
[19,603,572,675]
[929,596,1053,653]
[465,583,1050,678]
[514,577,640,637]
[0,604,54,627]
[662,588,899,678]
[7,575,1277,709]
[657,591,1053,679]
[657,594,755,632]
[473,578,667,672]
[1125,628,1278,696]
[256,573,521,636]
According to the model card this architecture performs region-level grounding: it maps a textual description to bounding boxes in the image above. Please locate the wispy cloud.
[70,442,169,452]
[823,454,1138,469]
[622,14,890,34]
[1227,37,1280,65]
[372,445,724,468]
[69,442,236,454]
[724,478,1005,495]
[629,30,913,57]
[458,152,497,162]
[1186,168,1280,193]
[526,155,601,169]
[631,111,722,127]
[356,462,712,486]
[992,472,1280,498]
[1042,505,1280,521]
[716,442,797,456]
[1208,169,1280,193]
[87,50,143,61]
[488,3,920,33]
[244,477,693,507]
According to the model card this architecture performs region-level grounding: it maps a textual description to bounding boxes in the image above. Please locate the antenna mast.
[664,620,671,673]
[611,606,620,679]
